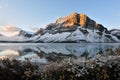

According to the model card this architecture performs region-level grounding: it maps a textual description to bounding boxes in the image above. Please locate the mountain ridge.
[35,12,120,42]
[0,12,120,43]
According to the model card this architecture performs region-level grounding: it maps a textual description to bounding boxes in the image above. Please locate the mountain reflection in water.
[0,43,120,64]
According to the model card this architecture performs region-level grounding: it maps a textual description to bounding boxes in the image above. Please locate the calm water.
[0,43,120,64]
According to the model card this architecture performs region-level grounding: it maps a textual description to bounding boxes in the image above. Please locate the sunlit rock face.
[37,12,106,32]
[54,12,107,31]
[35,12,120,42]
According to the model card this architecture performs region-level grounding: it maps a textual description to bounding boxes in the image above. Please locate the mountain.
[0,12,119,43]
[109,29,120,40]
[0,26,34,42]
[35,12,120,42]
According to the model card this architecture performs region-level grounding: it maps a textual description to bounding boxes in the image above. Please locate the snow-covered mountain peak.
[35,12,120,42]
[54,12,107,31]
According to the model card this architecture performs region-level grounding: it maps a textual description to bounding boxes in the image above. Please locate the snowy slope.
[35,27,120,43]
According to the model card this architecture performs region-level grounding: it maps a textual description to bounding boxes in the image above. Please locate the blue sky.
[0,0,120,30]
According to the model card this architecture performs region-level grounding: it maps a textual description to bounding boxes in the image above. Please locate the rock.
[36,28,44,34]
[55,12,106,32]
[79,13,86,27]
[56,12,79,28]
[96,24,108,32]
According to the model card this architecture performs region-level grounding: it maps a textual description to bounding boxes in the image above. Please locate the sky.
[0,0,120,31]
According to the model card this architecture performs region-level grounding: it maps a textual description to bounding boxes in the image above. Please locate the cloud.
[0,6,3,9]
[0,4,8,9]
[0,25,20,32]
[0,25,21,37]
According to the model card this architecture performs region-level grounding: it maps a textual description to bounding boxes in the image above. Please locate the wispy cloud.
[0,25,19,32]
[0,5,3,9]
[0,4,8,9]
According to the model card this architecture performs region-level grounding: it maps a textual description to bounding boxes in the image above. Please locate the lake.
[0,43,120,64]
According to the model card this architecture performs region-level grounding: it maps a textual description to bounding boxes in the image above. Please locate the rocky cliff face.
[56,13,107,31]
[55,13,96,28]
[44,13,108,32]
